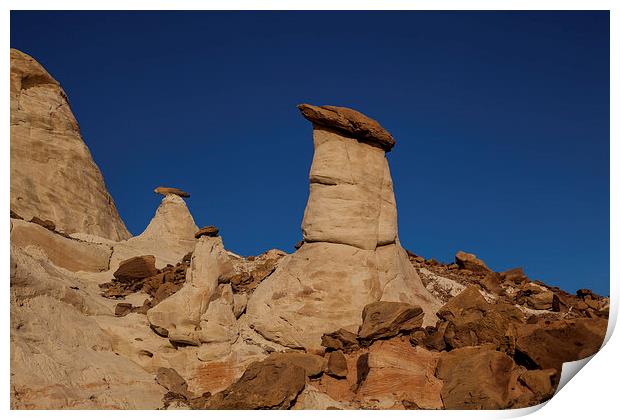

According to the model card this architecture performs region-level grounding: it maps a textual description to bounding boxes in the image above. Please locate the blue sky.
[10,11,609,294]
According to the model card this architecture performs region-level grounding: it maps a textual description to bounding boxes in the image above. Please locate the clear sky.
[10,11,609,295]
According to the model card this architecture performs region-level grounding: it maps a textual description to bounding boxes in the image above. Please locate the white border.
[2,1,617,419]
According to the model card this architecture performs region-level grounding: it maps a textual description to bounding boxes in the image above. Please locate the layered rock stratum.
[10,49,130,241]
[10,50,609,410]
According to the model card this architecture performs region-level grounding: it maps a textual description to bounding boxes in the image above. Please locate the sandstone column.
[246,104,440,350]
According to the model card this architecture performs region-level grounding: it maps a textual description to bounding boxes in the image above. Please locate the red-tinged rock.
[199,358,306,409]
[297,103,396,151]
[113,255,158,282]
[454,251,490,273]
[326,351,348,379]
[358,301,424,344]
[515,318,607,371]
[154,186,190,198]
[194,225,219,239]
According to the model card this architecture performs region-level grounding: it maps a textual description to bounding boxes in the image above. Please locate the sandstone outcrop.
[10,49,130,241]
[112,193,198,267]
[246,104,440,350]
[10,218,112,272]
[146,235,235,346]
[10,245,165,409]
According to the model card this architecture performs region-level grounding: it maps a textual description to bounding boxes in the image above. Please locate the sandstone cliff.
[10,48,130,241]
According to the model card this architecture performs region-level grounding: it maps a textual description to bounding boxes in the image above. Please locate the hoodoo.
[245,104,441,350]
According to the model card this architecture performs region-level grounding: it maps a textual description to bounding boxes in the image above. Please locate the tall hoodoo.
[10,49,130,241]
[245,104,440,350]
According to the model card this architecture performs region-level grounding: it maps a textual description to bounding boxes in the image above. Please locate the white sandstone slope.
[10,48,130,241]
[246,104,441,350]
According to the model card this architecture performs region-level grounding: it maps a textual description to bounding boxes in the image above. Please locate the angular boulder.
[113,255,158,282]
[360,338,443,409]
[154,186,190,198]
[297,103,395,151]
[195,225,219,239]
[321,329,360,353]
[200,358,306,409]
[326,350,348,378]
[436,346,524,409]
[455,251,490,273]
[434,286,525,352]
[515,318,607,371]
[358,301,424,343]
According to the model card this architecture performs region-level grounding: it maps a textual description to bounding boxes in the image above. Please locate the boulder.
[433,287,525,353]
[359,337,443,409]
[195,225,219,239]
[321,329,360,353]
[515,318,607,371]
[200,358,306,409]
[154,186,190,198]
[113,255,158,282]
[293,384,350,410]
[436,346,523,409]
[297,103,395,151]
[10,49,130,241]
[518,369,557,401]
[114,303,133,317]
[501,267,528,285]
[358,301,424,343]
[155,367,190,397]
[265,352,325,377]
[454,251,490,273]
[326,351,348,378]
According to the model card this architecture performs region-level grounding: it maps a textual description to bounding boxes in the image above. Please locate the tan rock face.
[111,194,198,267]
[301,127,397,250]
[10,49,130,241]
[246,105,440,350]
[10,245,165,409]
[10,219,112,272]
[147,236,235,345]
